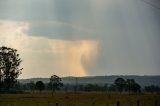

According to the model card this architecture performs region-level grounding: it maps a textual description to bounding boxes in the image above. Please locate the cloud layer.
[0,0,160,77]
[0,20,98,78]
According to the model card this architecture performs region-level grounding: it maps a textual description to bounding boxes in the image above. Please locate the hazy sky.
[0,0,160,78]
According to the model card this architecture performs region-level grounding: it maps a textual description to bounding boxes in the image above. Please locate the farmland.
[0,92,159,106]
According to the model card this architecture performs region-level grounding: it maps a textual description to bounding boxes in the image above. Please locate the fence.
[54,100,159,106]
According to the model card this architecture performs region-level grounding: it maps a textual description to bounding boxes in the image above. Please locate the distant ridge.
[19,75,160,87]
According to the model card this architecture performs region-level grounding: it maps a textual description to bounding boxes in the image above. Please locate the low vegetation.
[0,92,159,106]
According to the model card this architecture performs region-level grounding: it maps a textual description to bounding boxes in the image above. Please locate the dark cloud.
[0,0,160,76]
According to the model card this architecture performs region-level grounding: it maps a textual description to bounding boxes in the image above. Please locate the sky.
[0,0,160,78]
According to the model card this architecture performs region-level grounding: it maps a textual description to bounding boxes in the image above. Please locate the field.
[0,92,159,106]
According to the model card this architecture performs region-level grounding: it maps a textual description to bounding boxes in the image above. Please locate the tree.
[78,84,84,91]
[84,84,102,92]
[49,75,63,93]
[131,83,141,92]
[114,78,126,92]
[108,84,116,92]
[104,84,109,92]
[64,83,69,93]
[126,79,135,92]
[35,81,45,93]
[27,81,35,93]
[74,77,78,93]
[0,46,23,92]
[126,79,141,93]
[14,81,23,91]
[84,84,94,92]
[144,85,160,93]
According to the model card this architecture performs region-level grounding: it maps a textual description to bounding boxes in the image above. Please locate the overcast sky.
[0,0,160,78]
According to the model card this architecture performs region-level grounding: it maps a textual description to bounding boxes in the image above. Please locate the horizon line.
[18,75,160,80]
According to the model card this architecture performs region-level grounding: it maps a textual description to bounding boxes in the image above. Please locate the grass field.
[0,92,159,106]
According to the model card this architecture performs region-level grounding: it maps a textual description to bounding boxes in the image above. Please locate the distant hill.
[19,75,160,87]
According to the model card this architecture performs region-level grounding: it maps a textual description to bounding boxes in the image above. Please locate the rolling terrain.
[19,75,160,87]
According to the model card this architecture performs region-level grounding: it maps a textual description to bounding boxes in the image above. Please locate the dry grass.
[0,92,159,106]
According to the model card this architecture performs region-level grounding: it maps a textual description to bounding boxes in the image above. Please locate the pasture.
[0,92,159,106]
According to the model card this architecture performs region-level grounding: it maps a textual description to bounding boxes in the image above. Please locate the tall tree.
[126,79,135,92]
[114,78,126,92]
[0,46,23,91]
[35,81,45,93]
[49,75,63,94]
[126,79,141,93]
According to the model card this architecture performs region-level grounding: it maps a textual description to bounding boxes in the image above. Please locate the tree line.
[12,77,160,93]
[0,46,160,93]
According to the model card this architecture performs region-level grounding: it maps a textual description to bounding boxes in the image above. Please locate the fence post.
[155,100,157,106]
[56,103,59,106]
[93,102,95,106]
[117,101,120,106]
[137,100,140,106]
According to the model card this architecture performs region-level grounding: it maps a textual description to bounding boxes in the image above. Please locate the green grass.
[0,92,159,106]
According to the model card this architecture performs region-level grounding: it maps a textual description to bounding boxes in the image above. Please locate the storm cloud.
[0,0,160,78]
